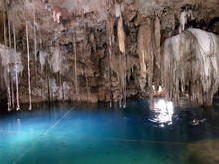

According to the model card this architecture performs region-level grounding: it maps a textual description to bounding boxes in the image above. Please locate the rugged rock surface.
[163,28,219,106]
[0,0,218,109]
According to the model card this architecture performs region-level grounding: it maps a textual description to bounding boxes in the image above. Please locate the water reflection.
[149,99,174,127]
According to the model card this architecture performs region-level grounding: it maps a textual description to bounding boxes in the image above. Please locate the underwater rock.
[187,140,219,164]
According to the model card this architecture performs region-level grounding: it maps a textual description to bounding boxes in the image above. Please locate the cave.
[0,0,219,164]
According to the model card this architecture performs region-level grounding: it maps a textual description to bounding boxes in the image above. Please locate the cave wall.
[0,0,218,108]
[163,29,219,106]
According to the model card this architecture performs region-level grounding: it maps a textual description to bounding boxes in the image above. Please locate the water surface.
[0,99,219,164]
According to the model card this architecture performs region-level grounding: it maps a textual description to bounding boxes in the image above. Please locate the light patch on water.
[149,99,174,126]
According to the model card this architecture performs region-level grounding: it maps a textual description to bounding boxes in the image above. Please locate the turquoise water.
[0,99,219,164]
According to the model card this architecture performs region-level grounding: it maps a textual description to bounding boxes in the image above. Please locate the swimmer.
[192,119,199,126]
[192,118,206,126]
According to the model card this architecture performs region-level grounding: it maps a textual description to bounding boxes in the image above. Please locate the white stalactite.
[7,67,11,111]
[8,20,15,109]
[39,51,48,71]
[117,17,125,54]
[13,22,20,111]
[115,3,121,18]
[116,3,126,108]
[49,46,62,73]
[0,44,23,111]
[25,0,32,110]
[179,10,194,33]
[3,6,11,111]
[163,28,219,106]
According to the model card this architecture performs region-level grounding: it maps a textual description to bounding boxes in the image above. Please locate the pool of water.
[0,99,219,164]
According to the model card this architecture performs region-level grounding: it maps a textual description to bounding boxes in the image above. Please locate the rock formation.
[163,28,219,106]
[0,0,218,109]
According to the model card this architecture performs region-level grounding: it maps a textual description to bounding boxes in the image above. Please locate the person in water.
[192,119,199,126]
[192,118,206,126]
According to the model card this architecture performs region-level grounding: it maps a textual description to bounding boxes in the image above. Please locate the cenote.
[0,0,219,164]
[0,99,219,164]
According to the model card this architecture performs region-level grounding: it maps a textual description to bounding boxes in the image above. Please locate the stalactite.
[106,15,115,107]
[50,46,61,73]
[137,18,155,98]
[33,2,38,86]
[3,6,7,46]
[179,9,194,33]
[153,16,161,88]
[0,44,23,111]
[46,63,51,102]
[7,70,11,111]
[149,21,155,98]
[117,17,125,54]
[57,45,63,100]
[154,17,161,67]
[123,53,127,108]
[61,78,64,101]
[11,76,15,109]
[162,28,219,106]
[85,69,89,102]
[115,2,125,53]
[13,22,20,111]
[137,20,150,91]
[107,39,112,104]
[116,4,126,108]
[7,19,15,109]
[3,3,11,111]
[8,21,11,48]
[1,0,217,107]
[82,12,88,101]
[58,71,64,101]
[73,32,78,96]
[25,0,32,110]
[39,51,47,72]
